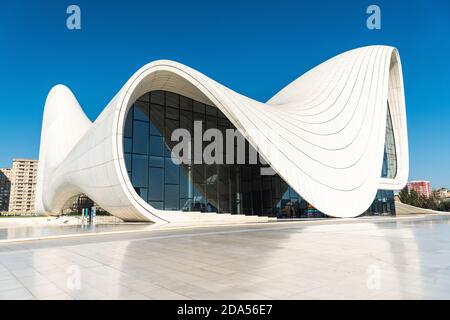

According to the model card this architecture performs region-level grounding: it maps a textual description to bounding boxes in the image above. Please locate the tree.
[409,189,420,207]
[399,189,410,204]
[423,193,438,210]
[438,199,450,212]
[398,188,439,211]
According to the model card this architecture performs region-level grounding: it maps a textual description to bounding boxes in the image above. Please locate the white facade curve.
[35,45,409,222]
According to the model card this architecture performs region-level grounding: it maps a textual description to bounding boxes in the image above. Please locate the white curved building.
[35,45,408,223]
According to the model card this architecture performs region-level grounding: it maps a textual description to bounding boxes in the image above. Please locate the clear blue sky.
[1,0,449,188]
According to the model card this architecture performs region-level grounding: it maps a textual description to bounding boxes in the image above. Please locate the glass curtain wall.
[364,102,397,216]
[123,90,321,217]
[381,103,397,179]
[363,102,397,216]
[364,190,396,216]
[123,91,396,218]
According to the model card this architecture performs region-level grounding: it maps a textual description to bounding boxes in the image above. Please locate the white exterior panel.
[35,45,409,222]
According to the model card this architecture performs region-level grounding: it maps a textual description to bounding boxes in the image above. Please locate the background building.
[0,168,12,211]
[406,181,431,198]
[435,188,450,200]
[8,159,38,213]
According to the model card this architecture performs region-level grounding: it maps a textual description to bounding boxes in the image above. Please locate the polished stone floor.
[1,215,450,300]
[0,222,154,241]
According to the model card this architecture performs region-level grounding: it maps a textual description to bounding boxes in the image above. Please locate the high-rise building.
[406,181,431,198]
[0,168,12,211]
[8,159,38,213]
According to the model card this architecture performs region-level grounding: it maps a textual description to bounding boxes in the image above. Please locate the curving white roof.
[35,45,408,222]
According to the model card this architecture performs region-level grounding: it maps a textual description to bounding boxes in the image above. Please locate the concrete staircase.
[158,210,276,224]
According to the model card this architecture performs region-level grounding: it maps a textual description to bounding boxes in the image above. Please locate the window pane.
[180,166,193,198]
[149,201,163,210]
[150,136,164,156]
[180,96,192,111]
[206,115,217,130]
[271,177,281,199]
[193,185,206,211]
[166,107,179,120]
[205,104,217,117]
[124,138,132,153]
[262,177,272,210]
[148,167,163,201]
[150,104,164,136]
[289,187,299,198]
[165,119,179,156]
[134,101,149,121]
[132,121,149,154]
[205,165,217,212]
[151,90,165,105]
[165,158,179,185]
[217,109,227,119]
[164,184,179,210]
[180,110,193,132]
[218,165,230,212]
[252,177,262,214]
[149,155,164,168]
[193,101,205,114]
[131,155,148,188]
[193,164,204,183]
[166,91,179,108]
[218,118,230,127]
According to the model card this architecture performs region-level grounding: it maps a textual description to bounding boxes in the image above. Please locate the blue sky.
[1,0,449,188]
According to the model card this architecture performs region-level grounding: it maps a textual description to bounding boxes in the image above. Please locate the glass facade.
[381,103,397,179]
[123,90,326,218]
[363,190,396,216]
[123,91,396,218]
[361,103,397,216]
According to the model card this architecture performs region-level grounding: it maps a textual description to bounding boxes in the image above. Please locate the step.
[156,210,275,224]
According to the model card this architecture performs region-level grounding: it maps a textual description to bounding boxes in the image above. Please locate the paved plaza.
[1,215,450,299]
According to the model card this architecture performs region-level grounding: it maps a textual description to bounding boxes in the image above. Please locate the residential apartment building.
[0,168,12,211]
[406,181,431,198]
[435,188,450,200]
[8,159,38,213]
